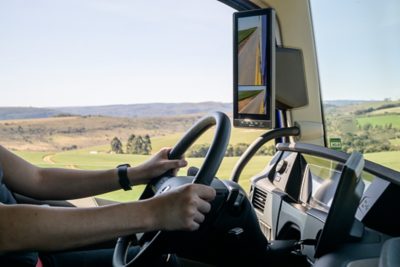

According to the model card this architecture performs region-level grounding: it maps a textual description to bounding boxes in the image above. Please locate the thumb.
[166,159,188,169]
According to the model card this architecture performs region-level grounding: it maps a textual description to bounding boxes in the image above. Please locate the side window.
[311,1,400,172]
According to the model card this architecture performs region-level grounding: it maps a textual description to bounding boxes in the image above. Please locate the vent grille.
[252,187,267,212]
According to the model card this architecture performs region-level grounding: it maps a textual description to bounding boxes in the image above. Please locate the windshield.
[310,0,400,172]
[1,1,399,203]
[1,1,269,202]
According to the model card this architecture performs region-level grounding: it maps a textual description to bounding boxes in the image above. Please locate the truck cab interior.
[114,1,400,266]
[2,0,400,267]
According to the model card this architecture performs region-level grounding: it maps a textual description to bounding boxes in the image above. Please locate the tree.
[125,134,152,155]
[225,144,234,157]
[134,135,144,154]
[126,134,136,154]
[111,137,123,154]
[234,143,249,156]
[256,145,276,156]
[143,134,152,155]
[188,144,210,158]
[363,123,372,131]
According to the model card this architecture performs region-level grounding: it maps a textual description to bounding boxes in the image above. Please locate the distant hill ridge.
[0,107,60,120]
[0,102,232,120]
[0,100,392,121]
[323,100,377,107]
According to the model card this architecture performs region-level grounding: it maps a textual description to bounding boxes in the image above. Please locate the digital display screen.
[238,15,268,115]
[233,9,275,129]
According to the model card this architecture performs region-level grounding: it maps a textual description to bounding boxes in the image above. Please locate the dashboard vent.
[252,187,267,212]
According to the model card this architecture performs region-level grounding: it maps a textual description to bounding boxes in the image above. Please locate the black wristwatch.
[117,164,132,191]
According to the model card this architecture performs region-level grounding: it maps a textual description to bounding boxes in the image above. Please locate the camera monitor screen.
[233,9,275,129]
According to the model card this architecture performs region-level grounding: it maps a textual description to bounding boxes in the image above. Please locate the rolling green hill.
[4,99,400,202]
[357,114,400,129]
[14,147,271,201]
[0,115,200,151]
[325,100,400,154]
[14,145,400,202]
[1,113,269,152]
[370,106,400,115]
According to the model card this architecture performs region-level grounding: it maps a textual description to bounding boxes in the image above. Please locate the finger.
[188,221,200,231]
[165,159,188,170]
[195,185,216,202]
[178,159,188,167]
[197,199,212,214]
[160,147,172,159]
[193,211,205,224]
[165,147,186,161]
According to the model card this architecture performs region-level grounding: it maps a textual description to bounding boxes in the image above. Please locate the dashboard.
[248,142,400,266]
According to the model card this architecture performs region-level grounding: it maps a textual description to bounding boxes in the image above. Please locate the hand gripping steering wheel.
[113,111,231,267]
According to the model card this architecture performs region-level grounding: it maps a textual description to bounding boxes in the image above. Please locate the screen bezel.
[233,8,275,129]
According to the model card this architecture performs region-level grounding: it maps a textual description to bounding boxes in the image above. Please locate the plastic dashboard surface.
[249,142,400,265]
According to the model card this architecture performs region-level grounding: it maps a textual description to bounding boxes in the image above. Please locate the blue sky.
[238,16,260,31]
[311,0,400,101]
[0,0,399,107]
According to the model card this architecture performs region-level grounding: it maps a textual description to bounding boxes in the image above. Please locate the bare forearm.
[0,145,128,199]
[0,183,216,252]
[0,201,155,252]
[33,167,122,200]
[33,165,151,200]
[28,147,185,200]
[0,146,185,200]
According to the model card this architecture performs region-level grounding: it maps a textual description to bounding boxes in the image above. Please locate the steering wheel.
[113,111,231,267]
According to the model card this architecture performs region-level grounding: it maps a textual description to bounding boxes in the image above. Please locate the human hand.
[148,183,216,231]
[129,148,187,185]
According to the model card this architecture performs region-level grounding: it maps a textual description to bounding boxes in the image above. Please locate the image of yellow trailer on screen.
[238,15,266,86]
[238,86,266,114]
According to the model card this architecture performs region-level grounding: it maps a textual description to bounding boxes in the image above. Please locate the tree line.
[110,134,152,155]
[326,114,400,154]
[340,123,399,153]
[187,143,275,158]
[354,102,400,115]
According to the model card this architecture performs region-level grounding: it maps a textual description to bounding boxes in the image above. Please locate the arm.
[0,146,186,200]
[0,183,216,252]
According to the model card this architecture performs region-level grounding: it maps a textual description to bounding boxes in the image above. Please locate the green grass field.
[238,27,257,44]
[75,127,268,156]
[11,110,400,203]
[11,127,271,202]
[15,151,49,165]
[364,151,400,171]
[14,144,400,202]
[357,114,400,128]
[370,106,400,115]
[15,148,270,202]
[238,90,262,101]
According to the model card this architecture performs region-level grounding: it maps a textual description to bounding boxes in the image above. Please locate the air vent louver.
[252,187,267,212]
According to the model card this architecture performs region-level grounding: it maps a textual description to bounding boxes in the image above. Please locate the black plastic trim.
[231,127,300,182]
[277,143,400,186]
[217,0,260,11]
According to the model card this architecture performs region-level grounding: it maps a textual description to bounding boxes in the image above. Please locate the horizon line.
[0,98,397,109]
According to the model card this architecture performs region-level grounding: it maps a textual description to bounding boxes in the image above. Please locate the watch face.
[117,163,131,168]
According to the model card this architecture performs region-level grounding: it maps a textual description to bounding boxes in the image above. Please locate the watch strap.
[117,164,132,191]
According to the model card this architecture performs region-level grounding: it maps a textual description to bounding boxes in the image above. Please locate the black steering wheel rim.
[113,111,231,267]
[169,111,231,185]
